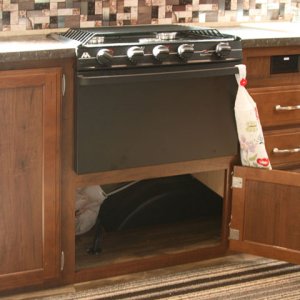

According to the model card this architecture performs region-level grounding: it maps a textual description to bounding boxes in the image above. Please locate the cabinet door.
[230,166,300,265]
[0,68,61,291]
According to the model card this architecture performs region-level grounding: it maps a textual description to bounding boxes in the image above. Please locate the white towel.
[234,64,271,169]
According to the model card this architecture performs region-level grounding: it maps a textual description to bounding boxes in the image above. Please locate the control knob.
[127,46,144,63]
[96,49,113,66]
[215,42,231,58]
[153,45,169,61]
[178,44,194,60]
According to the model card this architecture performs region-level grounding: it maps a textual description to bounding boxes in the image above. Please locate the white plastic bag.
[234,64,271,169]
[75,185,107,235]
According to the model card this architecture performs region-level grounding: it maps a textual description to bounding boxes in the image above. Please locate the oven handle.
[77,66,239,86]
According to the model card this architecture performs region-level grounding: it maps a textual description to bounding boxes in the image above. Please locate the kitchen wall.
[0,0,299,32]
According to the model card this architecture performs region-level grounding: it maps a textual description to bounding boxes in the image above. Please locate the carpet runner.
[43,256,300,300]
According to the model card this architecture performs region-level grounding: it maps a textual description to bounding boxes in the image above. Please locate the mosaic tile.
[49,15,57,26]
[151,5,158,17]
[0,0,299,32]
[110,0,117,13]
[131,6,138,18]
[57,8,74,15]
[10,9,17,23]
[173,5,186,11]
[34,3,50,10]
[225,0,231,10]
[3,3,18,11]
[117,2,124,13]
[2,11,9,24]
[158,6,165,18]
[124,0,138,6]
[137,5,152,23]
[95,1,102,14]
[88,1,95,15]
[57,2,66,9]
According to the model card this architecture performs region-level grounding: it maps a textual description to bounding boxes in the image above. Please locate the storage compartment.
[270,55,299,74]
[75,170,226,272]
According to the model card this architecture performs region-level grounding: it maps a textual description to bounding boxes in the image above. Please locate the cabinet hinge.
[60,251,65,271]
[62,74,66,97]
[229,228,240,240]
[232,176,243,189]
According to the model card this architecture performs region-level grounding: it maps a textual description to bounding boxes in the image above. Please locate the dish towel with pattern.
[234,64,272,169]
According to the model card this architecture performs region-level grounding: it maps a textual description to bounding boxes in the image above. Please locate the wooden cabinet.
[246,48,300,170]
[1,46,299,294]
[229,46,300,264]
[0,68,62,292]
[64,46,300,285]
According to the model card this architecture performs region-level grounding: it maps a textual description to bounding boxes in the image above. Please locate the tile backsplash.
[0,0,299,32]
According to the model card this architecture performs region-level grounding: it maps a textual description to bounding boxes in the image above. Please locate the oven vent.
[60,29,95,44]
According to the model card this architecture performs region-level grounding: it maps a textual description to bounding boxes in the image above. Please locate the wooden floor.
[76,217,222,270]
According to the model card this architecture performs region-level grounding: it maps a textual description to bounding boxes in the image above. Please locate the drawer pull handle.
[275,104,300,111]
[273,147,300,154]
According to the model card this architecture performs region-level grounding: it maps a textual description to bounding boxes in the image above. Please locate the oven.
[52,25,244,262]
[76,64,239,174]
[55,25,243,174]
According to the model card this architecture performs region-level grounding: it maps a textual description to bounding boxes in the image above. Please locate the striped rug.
[43,256,300,300]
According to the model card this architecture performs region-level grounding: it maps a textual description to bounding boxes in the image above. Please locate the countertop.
[0,34,76,63]
[220,22,300,48]
[0,22,300,63]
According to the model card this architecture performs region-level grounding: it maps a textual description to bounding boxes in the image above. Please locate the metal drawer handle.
[273,147,300,154]
[275,104,300,111]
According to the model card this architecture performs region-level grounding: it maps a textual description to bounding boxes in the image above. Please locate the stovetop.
[52,25,242,71]
[59,25,235,46]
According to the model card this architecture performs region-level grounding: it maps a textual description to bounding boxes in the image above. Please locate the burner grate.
[177,28,226,39]
[61,29,95,44]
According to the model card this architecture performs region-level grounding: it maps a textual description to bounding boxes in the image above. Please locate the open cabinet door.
[230,166,300,265]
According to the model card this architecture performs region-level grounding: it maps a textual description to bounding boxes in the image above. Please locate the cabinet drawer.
[250,86,300,128]
[265,129,300,167]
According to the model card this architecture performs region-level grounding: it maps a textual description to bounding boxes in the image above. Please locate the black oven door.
[75,64,238,174]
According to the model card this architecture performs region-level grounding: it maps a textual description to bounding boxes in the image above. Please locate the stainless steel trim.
[275,104,300,111]
[273,147,300,154]
[62,74,66,97]
[60,251,65,271]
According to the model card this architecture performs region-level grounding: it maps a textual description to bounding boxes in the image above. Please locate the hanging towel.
[234,64,272,169]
